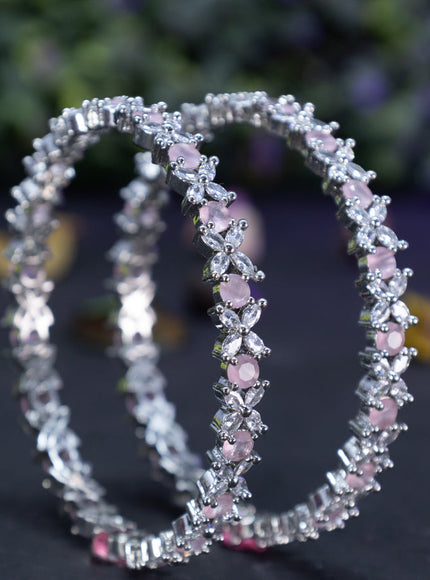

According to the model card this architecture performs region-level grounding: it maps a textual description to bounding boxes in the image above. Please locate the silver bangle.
[112,92,418,551]
[6,96,269,569]
[6,92,417,569]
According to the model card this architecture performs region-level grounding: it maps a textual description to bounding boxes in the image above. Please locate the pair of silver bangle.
[5,91,416,570]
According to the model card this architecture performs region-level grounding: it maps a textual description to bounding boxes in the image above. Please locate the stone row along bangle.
[5,92,417,569]
[5,96,269,570]
[110,92,417,553]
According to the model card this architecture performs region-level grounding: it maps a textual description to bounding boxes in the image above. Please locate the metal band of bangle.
[119,91,417,551]
[6,93,417,569]
[5,96,270,570]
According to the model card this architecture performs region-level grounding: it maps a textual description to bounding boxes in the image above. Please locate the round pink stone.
[219,274,250,308]
[222,430,254,462]
[305,130,337,153]
[366,247,396,280]
[199,201,230,232]
[342,179,373,208]
[376,322,405,356]
[227,354,259,389]
[92,532,109,560]
[346,462,376,490]
[369,397,398,429]
[168,143,201,170]
[203,493,234,519]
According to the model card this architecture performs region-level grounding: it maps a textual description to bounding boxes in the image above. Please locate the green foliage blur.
[2,0,430,192]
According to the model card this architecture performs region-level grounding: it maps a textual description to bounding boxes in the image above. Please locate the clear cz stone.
[370,301,390,327]
[186,183,205,203]
[244,332,265,355]
[220,309,240,330]
[210,252,230,276]
[201,230,225,252]
[231,252,255,277]
[241,304,261,329]
[225,226,244,249]
[206,182,229,202]
[222,333,242,357]
[377,226,398,249]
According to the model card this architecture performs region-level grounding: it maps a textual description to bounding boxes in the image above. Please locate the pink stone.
[199,201,231,232]
[278,103,295,116]
[203,493,234,519]
[92,532,109,560]
[132,108,163,124]
[305,130,337,153]
[222,430,254,461]
[222,531,267,553]
[146,111,163,124]
[366,247,396,280]
[376,322,405,355]
[346,462,376,490]
[368,397,398,429]
[168,143,201,170]
[227,354,259,389]
[219,274,250,308]
[342,179,373,208]
[189,537,206,553]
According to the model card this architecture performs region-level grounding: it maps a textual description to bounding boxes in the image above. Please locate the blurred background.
[2,0,430,192]
[1,3,430,579]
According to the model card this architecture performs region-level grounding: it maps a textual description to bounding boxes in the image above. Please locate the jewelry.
[6,96,268,569]
[5,92,416,569]
[115,92,418,550]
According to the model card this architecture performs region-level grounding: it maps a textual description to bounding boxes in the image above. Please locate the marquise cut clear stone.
[346,205,367,225]
[358,375,389,398]
[231,252,254,276]
[222,411,242,433]
[201,231,225,252]
[391,351,411,375]
[391,301,410,325]
[244,332,264,355]
[245,409,262,434]
[389,378,408,401]
[370,357,391,379]
[368,201,387,223]
[377,226,398,249]
[245,385,265,407]
[186,183,205,203]
[225,226,244,249]
[199,162,216,181]
[347,162,367,180]
[389,273,408,297]
[220,309,240,330]
[206,182,229,201]
[222,332,242,357]
[242,304,261,329]
[356,225,376,248]
[370,302,390,326]
[225,391,243,409]
[173,166,196,183]
[210,252,230,276]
